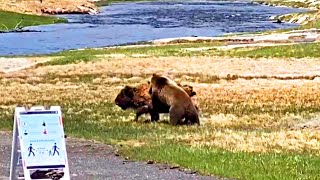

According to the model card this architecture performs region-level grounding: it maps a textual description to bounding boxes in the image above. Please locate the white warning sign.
[18,111,67,168]
[10,106,70,180]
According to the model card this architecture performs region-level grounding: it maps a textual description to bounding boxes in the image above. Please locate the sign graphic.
[18,112,67,168]
[10,106,70,180]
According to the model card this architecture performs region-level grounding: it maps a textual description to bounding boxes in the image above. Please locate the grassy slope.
[94,0,151,7]
[1,101,320,180]
[0,10,66,31]
[41,41,320,66]
[253,0,311,8]
[44,42,222,65]
[1,55,320,179]
[253,0,320,30]
[219,42,320,58]
[127,144,320,180]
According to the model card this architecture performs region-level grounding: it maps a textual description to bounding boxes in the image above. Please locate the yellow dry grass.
[174,129,320,154]
[8,56,320,78]
[0,0,95,14]
[1,55,320,154]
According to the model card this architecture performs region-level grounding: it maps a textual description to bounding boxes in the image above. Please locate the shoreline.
[253,0,320,25]
[0,0,317,18]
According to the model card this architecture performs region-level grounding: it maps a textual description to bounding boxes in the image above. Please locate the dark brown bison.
[115,82,197,121]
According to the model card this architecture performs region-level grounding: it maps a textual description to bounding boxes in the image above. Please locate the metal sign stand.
[9,106,70,180]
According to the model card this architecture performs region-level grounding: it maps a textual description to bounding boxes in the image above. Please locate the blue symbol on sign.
[51,143,60,156]
[28,144,35,157]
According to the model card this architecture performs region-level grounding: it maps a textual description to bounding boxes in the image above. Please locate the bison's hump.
[132,83,152,107]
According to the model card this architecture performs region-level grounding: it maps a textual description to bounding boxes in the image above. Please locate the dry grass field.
[1,55,320,155]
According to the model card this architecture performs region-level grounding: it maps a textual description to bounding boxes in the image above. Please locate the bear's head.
[180,84,196,97]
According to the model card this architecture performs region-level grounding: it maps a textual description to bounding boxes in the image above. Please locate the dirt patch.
[0,0,97,15]
[0,57,52,73]
[290,118,320,130]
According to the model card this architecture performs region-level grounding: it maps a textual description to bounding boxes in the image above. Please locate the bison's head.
[115,86,137,110]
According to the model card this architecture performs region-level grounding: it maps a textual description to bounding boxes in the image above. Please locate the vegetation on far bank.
[44,42,224,65]
[222,42,320,59]
[94,0,152,7]
[253,0,320,31]
[0,10,66,31]
[39,41,320,66]
[253,0,312,9]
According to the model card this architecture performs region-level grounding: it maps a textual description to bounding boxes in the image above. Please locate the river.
[0,0,306,56]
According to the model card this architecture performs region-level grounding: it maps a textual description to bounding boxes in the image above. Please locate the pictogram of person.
[52,143,60,156]
[28,144,35,157]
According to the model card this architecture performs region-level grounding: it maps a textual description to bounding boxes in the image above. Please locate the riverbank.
[255,0,320,25]
[0,10,66,31]
[0,0,98,15]
[254,0,320,10]
[0,0,98,31]
[0,0,319,32]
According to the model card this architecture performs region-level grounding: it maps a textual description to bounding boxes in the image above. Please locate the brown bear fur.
[149,74,200,125]
[115,82,198,121]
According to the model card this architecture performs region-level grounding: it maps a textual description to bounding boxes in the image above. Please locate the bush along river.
[0,0,306,56]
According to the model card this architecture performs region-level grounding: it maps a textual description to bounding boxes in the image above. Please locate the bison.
[115,82,197,121]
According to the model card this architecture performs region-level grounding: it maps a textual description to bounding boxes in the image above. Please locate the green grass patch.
[44,42,223,65]
[43,53,97,66]
[299,20,320,29]
[219,42,320,58]
[1,99,320,179]
[55,43,221,57]
[94,0,111,7]
[0,10,66,31]
[44,41,320,65]
[95,0,152,7]
[253,0,311,9]
[124,143,320,180]
[0,102,174,141]
[202,102,320,119]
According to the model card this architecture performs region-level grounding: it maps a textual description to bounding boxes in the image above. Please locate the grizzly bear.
[149,74,200,125]
[115,82,198,121]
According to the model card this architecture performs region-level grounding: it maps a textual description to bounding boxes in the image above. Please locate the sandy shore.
[0,0,98,15]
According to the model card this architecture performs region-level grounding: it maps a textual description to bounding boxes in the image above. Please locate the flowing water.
[0,0,306,56]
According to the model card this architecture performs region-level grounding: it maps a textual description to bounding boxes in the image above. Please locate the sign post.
[10,106,70,180]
